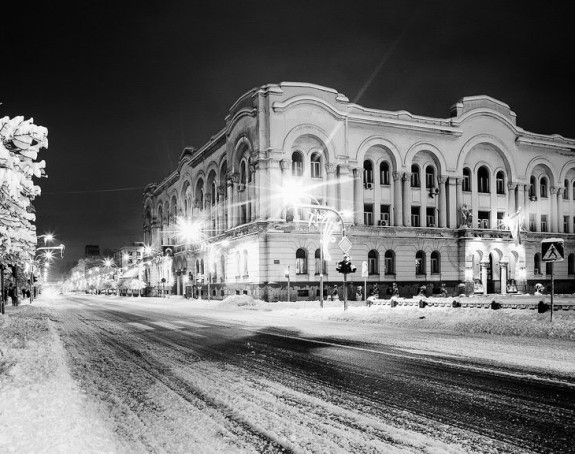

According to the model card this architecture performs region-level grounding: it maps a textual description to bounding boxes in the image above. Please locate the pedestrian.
[8,284,16,306]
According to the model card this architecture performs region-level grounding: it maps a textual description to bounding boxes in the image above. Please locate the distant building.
[116,242,145,269]
[84,245,100,258]
[141,82,575,300]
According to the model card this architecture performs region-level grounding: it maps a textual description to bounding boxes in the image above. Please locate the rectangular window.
[426,207,436,227]
[411,206,420,227]
[496,178,505,195]
[530,214,537,232]
[478,211,490,229]
[564,216,569,233]
[497,212,505,229]
[425,172,434,189]
[431,257,439,274]
[379,205,390,226]
[541,215,548,232]
[364,204,374,226]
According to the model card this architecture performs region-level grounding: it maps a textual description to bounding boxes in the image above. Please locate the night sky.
[2,1,573,278]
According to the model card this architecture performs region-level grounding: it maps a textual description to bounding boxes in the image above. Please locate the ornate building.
[141,82,575,300]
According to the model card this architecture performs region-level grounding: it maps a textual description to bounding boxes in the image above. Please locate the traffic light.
[336,256,356,274]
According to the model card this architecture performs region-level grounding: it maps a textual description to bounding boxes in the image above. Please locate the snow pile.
[216,294,267,309]
[0,306,129,454]
[272,301,575,340]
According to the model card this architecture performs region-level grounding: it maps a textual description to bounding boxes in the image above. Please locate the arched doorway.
[487,252,501,293]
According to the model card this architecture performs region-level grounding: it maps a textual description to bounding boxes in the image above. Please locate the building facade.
[141,82,575,300]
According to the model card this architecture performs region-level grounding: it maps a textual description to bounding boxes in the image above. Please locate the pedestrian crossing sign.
[541,238,564,262]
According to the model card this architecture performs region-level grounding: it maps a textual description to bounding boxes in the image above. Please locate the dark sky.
[2,1,574,278]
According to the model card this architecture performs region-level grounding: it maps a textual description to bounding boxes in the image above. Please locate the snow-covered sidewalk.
[0,304,130,454]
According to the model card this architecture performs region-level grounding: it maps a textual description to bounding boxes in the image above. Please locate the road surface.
[49,295,574,453]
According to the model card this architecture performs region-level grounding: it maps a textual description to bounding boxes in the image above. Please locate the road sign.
[541,238,564,262]
[361,261,368,278]
[338,236,352,254]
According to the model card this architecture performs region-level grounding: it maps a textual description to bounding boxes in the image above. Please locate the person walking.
[8,284,17,306]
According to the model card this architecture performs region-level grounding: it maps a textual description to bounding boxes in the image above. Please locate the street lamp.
[281,179,347,308]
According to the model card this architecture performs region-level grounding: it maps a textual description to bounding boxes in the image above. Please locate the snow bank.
[268,300,575,340]
[216,294,267,309]
[0,306,130,454]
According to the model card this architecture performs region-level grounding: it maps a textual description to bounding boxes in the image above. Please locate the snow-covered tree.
[0,115,48,271]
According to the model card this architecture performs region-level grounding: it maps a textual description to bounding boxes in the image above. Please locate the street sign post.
[361,261,368,304]
[338,237,352,255]
[541,238,565,321]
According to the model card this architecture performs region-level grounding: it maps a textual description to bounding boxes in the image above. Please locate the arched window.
[200,259,205,275]
[196,259,201,274]
[211,181,217,205]
[384,250,395,275]
[477,166,490,193]
[572,181,575,200]
[363,160,374,185]
[311,152,322,179]
[425,166,435,188]
[296,248,307,274]
[564,179,569,200]
[431,251,441,274]
[292,152,303,176]
[530,176,537,198]
[314,249,326,275]
[540,177,548,198]
[240,160,247,185]
[411,164,420,187]
[496,171,505,195]
[235,252,240,277]
[534,253,541,275]
[462,167,471,192]
[415,250,426,275]
[568,254,575,275]
[380,161,390,185]
[368,250,379,274]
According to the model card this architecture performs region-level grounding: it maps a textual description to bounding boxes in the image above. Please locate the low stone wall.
[366,295,575,310]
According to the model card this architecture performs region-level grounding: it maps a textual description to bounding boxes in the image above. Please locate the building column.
[218,186,225,233]
[448,177,457,228]
[393,171,403,226]
[326,164,337,209]
[248,156,258,222]
[507,182,517,215]
[353,168,363,225]
[455,178,463,227]
[522,184,531,230]
[225,177,234,230]
[480,261,489,296]
[438,176,448,228]
[402,173,412,227]
[558,188,565,233]
[500,262,508,295]
[339,165,355,217]
[551,186,559,232]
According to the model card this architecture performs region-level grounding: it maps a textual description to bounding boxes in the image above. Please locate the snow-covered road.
[37,294,574,453]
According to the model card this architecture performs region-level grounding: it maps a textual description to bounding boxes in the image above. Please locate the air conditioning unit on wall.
[364,182,373,190]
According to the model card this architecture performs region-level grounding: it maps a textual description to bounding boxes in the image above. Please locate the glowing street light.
[279,179,348,308]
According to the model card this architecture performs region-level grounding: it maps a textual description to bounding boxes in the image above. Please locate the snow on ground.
[1,293,574,453]
[0,302,131,454]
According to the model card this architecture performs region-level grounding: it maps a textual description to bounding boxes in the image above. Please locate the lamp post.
[286,201,347,308]
[29,242,64,302]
